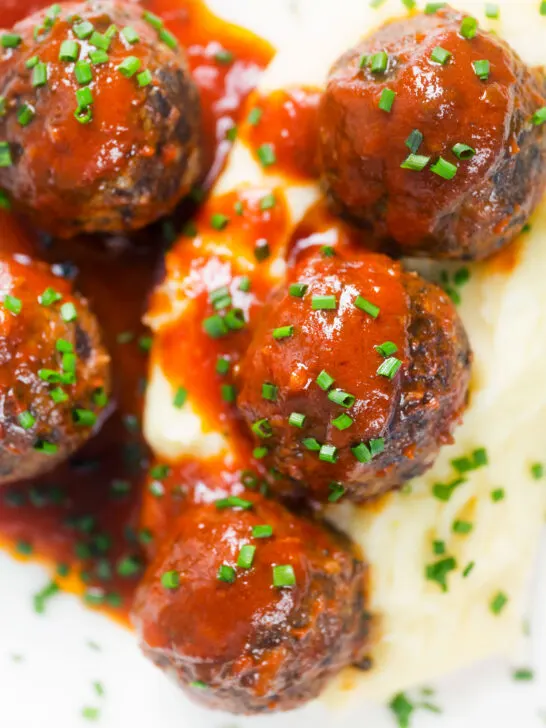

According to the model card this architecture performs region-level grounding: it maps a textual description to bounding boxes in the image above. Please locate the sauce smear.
[0,0,273,621]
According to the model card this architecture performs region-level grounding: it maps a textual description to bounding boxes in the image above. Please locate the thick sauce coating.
[0,254,111,484]
[237,247,471,502]
[318,6,546,260]
[133,490,369,713]
[0,0,202,237]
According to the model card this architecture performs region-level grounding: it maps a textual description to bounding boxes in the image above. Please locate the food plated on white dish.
[1,0,546,725]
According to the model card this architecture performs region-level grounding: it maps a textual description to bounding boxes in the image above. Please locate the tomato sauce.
[0,0,273,620]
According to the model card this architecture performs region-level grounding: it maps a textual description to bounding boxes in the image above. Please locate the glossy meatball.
[0,254,111,484]
[132,492,369,714]
[318,6,546,260]
[0,0,202,238]
[236,248,471,502]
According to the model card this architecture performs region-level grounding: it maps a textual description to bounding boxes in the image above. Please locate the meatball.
[0,254,111,484]
[0,1,202,238]
[236,248,471,502]
[132,491,369,714]
[318,6,546,260]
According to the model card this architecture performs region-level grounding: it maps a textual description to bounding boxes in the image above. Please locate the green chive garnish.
[354,295,379,317]
[378,88,396,112]
[59,40,80,62]
[316,370,334,390]
[217,564,236,583]
[118,56,141,78]
[289,412,306,428]
[272,564,296,587]
[431,157,457,180]
[312,295,336,310]
[257,143,276,167]
[452,143,476,159]
[431,46,451,64]
[252,524,273,538]
[289,282,308,298]
[375,341,398,357]
[377,356,402,379]
[328,389,355,408]
[472,59,490,80]
[370,51,388,74]
[401,154,430,171]
[237,545,256,569]
[460,16,478,38]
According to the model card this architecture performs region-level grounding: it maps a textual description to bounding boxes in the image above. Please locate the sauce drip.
[0,0,273,620]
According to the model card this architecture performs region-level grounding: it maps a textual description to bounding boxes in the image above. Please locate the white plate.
[1,1,546,727]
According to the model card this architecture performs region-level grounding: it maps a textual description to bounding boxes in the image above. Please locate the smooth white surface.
[2,0,546,727]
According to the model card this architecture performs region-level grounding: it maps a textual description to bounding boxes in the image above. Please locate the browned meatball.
[132,490,369,714]
[0,254,111,484]
[236,248,471,502]
[318,6,546,260]
[0,1,202,238]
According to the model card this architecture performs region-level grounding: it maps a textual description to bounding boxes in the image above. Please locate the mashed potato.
[144,0,546,705]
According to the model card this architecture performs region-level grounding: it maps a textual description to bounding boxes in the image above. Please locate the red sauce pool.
[0,0,273,621]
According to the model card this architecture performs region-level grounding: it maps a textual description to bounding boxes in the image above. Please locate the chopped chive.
[433,540,446,555]
[122,26,140,44]
[401,154,430,171]
[210,212,229,230]
[452,520,473,535]
[431,46,451,64]
[377,356,402,379]
[253,446,268,459]
[316,370,335,391]
[405,129,423,154]
[3,295,22,314]
[452,143,476,159]
[161,570,180,589]
[89,49,109,65]
[215,496,253,510]
[216,357,230,375]
[531,463,544,479]
[319,444,337,463]
[332,413,353,431]
[118,56,141,78]
[491,488,505,502]
[257,143,276,167]
[247,107,263,125]
[432,477,465,501]
[375,341,398,357]
[0,142,12,167]
[225,308,245,330]
[17,103,36,127]
[59,40,80,62]
[289,412,306,428]
[352,443,372,463]
[75,61,92,86]
[370,51,388,74]
[431,157,457,180]
[217,564,236,583]
[289,282,308,298]
[426,557,457,592]
[532,107,546,126]
[401,0,416,8]
[321,245,335,258]
[73,409,97,427]
[370,438,385,456]
[513,669,534,681]
[272,564,296,588]
[460,16,478,38]
[2,33,22,48]
[327,389,355,408]
[251,418,272,439]
[203,314,228,338]
[73,21,94,39]
[221,384,236,403]
[354,295,379,317]
[60,302,77,322]
[541,0,546,15]
[237,544,256,569]
[34,440,58,455]
[137,69,153,87]
[56,338,73,353]
[173,387,187,408]
[142,11,163,29]
[238,276,251,292]
[378,88,396,112]
[472,59,490,80]
[104,24,118,41]
[254,240,270,261]
[312,295,337,310]
[252,524,273,538]
[490,591,508,615]
[16,540,33,555]
[214,48,233,64]
[424,2,446,13]
[260,193,276,210]
[32,62,48,88]
[328,482,346,502]
[302,437,321,452]
[18,411,36,430]
[89,31,110,51]
[262,382,278,402]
